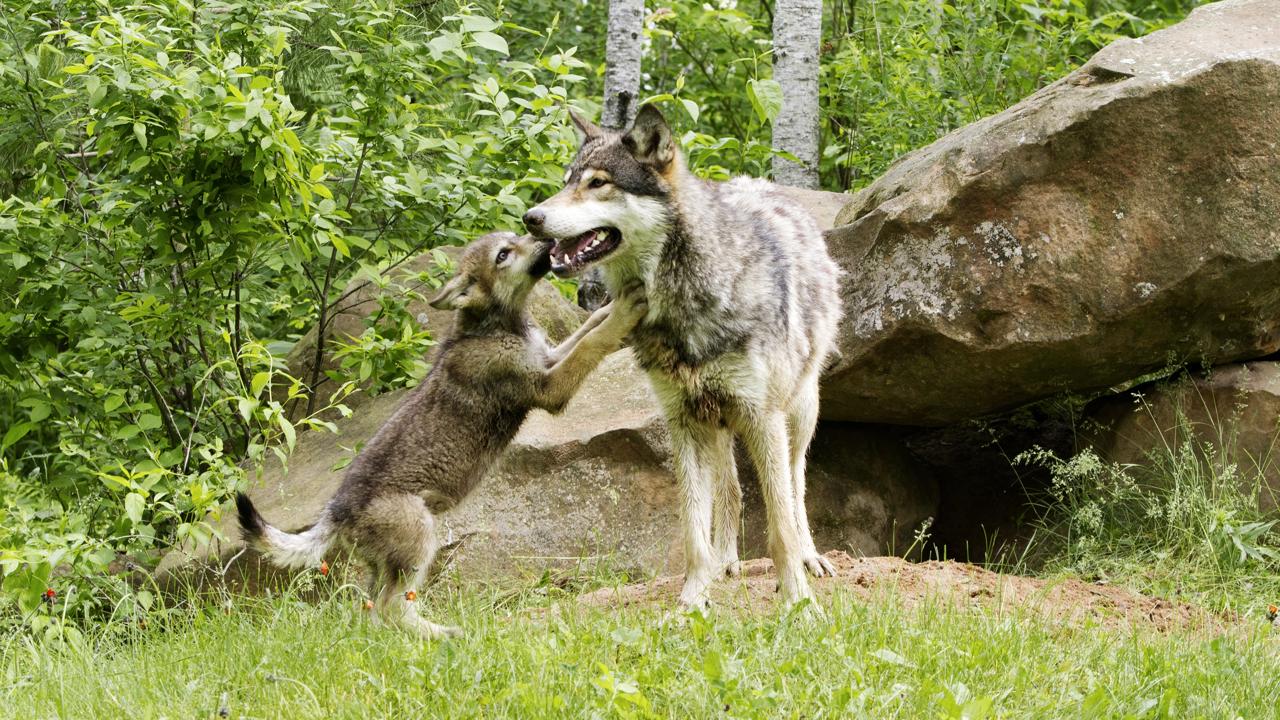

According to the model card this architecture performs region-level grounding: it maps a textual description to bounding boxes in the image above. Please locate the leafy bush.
[0,0,589,632]
[1017,390,1280,612]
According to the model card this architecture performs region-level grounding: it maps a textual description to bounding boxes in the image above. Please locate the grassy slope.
[3,582,1277,719]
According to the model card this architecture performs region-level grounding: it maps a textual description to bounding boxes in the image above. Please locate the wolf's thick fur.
[524,106,842,609]
[237,232,644,637]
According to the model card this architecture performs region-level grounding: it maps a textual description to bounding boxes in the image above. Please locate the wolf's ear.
[567,107,601,141]
[623,105,674,171]
[429,274,473,310]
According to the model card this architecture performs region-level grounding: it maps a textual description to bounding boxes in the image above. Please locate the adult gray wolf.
[522,106,842,610]
[236,231,645,637]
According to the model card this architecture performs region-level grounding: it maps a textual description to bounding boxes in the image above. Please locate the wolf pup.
[236,231,645,638]
[523,106,842,611]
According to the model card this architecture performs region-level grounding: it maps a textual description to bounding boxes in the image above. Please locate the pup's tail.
[235,492,336,570]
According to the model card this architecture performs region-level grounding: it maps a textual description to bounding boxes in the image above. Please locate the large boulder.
[1084,361,1280,512]
[821,0,1280,426]
[158,347,937,588]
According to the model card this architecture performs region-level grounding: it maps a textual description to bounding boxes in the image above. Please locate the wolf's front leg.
[707,429,742,578]
[669,418,721,612]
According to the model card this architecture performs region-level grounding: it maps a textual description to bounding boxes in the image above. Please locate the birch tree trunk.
[602,0,645,129]
[771,0,823,188]
[579,0,645,310]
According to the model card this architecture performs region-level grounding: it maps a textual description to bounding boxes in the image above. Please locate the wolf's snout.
[522,208,545,232]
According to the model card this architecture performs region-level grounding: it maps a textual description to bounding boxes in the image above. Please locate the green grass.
[3,580,1278,719]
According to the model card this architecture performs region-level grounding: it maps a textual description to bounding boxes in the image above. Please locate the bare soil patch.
[579,551,1229,632]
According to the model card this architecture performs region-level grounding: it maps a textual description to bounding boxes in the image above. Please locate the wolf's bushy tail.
[235,493,336,569]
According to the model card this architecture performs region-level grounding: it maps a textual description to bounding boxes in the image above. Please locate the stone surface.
[1084,361,1280,511]
[158,349,937,588]
[821,0,1280,426]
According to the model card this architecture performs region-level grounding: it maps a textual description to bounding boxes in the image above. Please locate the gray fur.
[526,106,843,610]
[237,231,645,637]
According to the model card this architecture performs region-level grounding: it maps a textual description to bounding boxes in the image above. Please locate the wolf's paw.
[776,563,815,606]
[785,596,827,621]
[414,621,462,640]
[802,554,837,579]
[723,560,741,578]
[676,597,711,616]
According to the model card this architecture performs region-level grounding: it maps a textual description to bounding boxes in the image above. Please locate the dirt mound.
[579,551,1226,632]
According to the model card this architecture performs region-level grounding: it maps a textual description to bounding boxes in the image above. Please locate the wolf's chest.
[631,320,760,425]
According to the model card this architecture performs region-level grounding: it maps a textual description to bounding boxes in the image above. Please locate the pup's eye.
[588,177,609,189]
[496,248,511,264]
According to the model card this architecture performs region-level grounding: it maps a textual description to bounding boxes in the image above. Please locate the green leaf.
[138,414,162,431]
[2,421,34,451]
[104,394,125,413]
[238,397,259,421]
[330,233,349,257]
[309,163,324,182]
[870,647,915,668]
[747,78,783,123]
[250,372,271,398]
[471,32,509,55]
[681,98,700,123]
[129,155,151,173]
[133,121,148,149]
[27,401,50,423]
[124,492,145,525]
[278,415,296,451]
[461,15,500,32]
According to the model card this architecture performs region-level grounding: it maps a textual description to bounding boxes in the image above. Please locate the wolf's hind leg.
[741,410,812,607]
[788,376,836,578]
[367,497,460,639]
[708,429,742,578]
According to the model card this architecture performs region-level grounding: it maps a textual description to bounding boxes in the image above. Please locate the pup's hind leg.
[708,428,742,578]
[788,375,836,578]
[364,496,460,639]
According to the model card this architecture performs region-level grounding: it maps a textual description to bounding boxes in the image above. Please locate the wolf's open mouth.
[551,228,621,276]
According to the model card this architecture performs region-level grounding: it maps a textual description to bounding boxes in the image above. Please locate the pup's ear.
[623,105,674,170]
[429,274,472,310]
[567,107,601,142]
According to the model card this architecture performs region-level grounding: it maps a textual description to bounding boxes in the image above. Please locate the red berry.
[43,588,55,600]
[319,561,330,576]
[404,590,417,602]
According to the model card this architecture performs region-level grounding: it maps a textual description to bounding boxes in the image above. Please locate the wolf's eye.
[496,248,511,264]
[588,177,609,189]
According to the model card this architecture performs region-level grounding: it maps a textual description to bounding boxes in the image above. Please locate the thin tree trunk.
[579,0,645,310]
[602,0,644,130]
[771,0,822,188]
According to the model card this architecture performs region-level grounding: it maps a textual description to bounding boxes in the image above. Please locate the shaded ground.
[579,551,1229,632]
